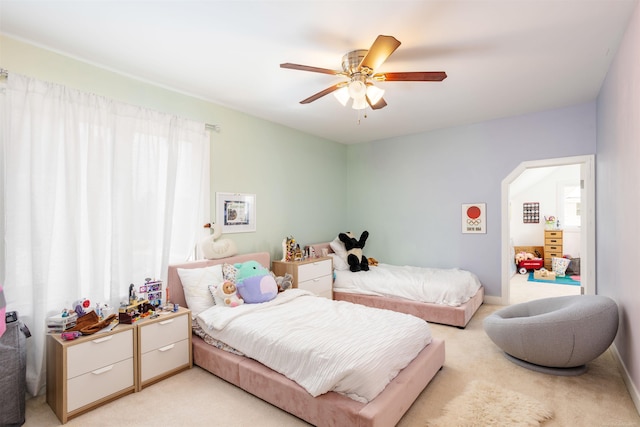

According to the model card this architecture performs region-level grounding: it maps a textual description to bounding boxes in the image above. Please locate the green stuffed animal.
[234,260,278,303]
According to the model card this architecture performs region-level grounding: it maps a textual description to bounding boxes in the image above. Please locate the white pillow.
[329,236,348,262]
[329,253,349,271]
[177,264,224,318]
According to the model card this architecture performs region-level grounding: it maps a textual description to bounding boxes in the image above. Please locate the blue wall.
[346,103,596,297]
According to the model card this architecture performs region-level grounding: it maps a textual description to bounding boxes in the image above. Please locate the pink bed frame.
[167,252,445,427]
[309,243,484,328]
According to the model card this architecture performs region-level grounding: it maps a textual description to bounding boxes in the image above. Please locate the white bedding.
[333,263,482,307]
[197,288,432,403]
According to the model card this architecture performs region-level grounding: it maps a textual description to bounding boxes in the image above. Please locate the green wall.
[1,35,347,260]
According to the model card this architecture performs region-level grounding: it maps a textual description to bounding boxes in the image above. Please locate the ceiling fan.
[280,35,447,111]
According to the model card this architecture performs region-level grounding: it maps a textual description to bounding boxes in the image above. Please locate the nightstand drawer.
[297,259,332,282]
[67,329,133,379]
[140,338,190,382]
[139,313,189,354]
[67,358,134,412]
[299,275,333,299]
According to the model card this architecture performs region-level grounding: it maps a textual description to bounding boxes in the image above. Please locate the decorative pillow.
[177,264,224,318]
[222,263,238,283]
[208,283,224,306]
[551,257,571,277]
[329,236,348,263]
[329,253,349,271]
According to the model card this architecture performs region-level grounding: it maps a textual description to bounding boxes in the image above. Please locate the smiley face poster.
[462,203,486,234]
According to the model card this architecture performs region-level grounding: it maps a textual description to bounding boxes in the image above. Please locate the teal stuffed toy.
[234,261,278,304]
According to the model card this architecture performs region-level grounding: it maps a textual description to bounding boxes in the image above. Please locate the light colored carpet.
[23,295,640,426]
[427,380,553,426]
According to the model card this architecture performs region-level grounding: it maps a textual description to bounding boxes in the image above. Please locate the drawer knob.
[92,365,114,375]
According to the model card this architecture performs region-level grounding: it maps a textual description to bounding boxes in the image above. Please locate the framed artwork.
[462,203,486,234]
[216,192,256,233]
[523,202,540,223]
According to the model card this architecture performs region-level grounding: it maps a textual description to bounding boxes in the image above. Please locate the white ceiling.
[1,0,637,144]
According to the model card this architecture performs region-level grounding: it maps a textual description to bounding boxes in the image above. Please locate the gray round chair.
[483,295,619,375]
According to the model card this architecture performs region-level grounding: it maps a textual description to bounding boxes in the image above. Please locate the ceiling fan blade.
[358,35,401,72]
[376,71,448,82]
[367,96,387,110]
[280,63,340,76]
[300,84,342,104]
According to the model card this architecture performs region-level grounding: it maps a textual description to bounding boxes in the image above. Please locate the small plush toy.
[515,251,536,263]
[216,281,244,307]
[234,261,278,303]
[367,257,379,267]
[339,231,370,272]
[274,273,293,292]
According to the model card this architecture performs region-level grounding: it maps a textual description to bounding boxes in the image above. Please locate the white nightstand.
[272,256,333,299]
[136,307,192,390]
[46,324,136,423]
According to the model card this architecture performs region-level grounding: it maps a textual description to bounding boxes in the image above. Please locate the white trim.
[611,344,640,416]
[501,155,595,305]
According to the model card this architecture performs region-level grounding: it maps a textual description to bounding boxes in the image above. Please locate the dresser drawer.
[139,313,189,354]
[546,251,563,260]
[545,230,563,239]
[299,275,333,299]
[140,338,190,382]
[545,238,563,246]
[297,259,332,282]
[545,244,562,253]
[67,329,133,379]
[67,358,134,412]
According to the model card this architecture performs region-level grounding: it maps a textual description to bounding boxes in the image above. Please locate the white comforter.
[333,263,482,306]
[197,289,432,403]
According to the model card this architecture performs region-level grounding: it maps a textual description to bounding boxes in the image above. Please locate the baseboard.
[483,295,502,305]
[611,343,640,416]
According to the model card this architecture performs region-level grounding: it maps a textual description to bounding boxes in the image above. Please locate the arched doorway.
[501,155,595,305]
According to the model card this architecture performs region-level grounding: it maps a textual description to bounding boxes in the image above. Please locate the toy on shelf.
[138,278,164,307]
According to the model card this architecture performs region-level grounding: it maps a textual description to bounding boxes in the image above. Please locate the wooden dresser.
[271,256,333,299]
[544,229,563,270]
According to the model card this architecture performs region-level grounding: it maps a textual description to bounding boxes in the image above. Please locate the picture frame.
[522,202,540,223]
[462,203,486,234]
[216,192,256,233]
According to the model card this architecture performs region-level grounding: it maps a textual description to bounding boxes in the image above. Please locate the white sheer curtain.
[1,73,210,396]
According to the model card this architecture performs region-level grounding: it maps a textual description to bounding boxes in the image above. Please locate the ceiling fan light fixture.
[366,84,385,105]
[347,77,367,100]
[333,87,350,106]
[351,96,368,110]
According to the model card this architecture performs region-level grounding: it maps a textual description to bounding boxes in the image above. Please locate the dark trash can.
[0,311,30,427]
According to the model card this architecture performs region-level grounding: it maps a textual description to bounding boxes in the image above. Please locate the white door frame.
[501,155,595,305]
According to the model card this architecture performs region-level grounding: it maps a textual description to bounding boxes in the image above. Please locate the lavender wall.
[597,0,640,406]
[346,103,596,298]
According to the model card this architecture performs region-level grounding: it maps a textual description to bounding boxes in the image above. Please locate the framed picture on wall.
[523,202,540,223]
[462,203,486,234]
[216,192,256,233]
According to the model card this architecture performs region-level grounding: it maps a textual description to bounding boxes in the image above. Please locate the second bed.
[309,241,484,328]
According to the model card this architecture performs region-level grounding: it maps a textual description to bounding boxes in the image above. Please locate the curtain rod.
[0,69,219,132]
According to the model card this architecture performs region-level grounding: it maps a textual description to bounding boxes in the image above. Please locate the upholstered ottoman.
[483,295,619,375]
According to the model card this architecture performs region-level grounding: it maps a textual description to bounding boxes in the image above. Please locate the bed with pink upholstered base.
[167,252,445,427]
[309,242,484,328]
